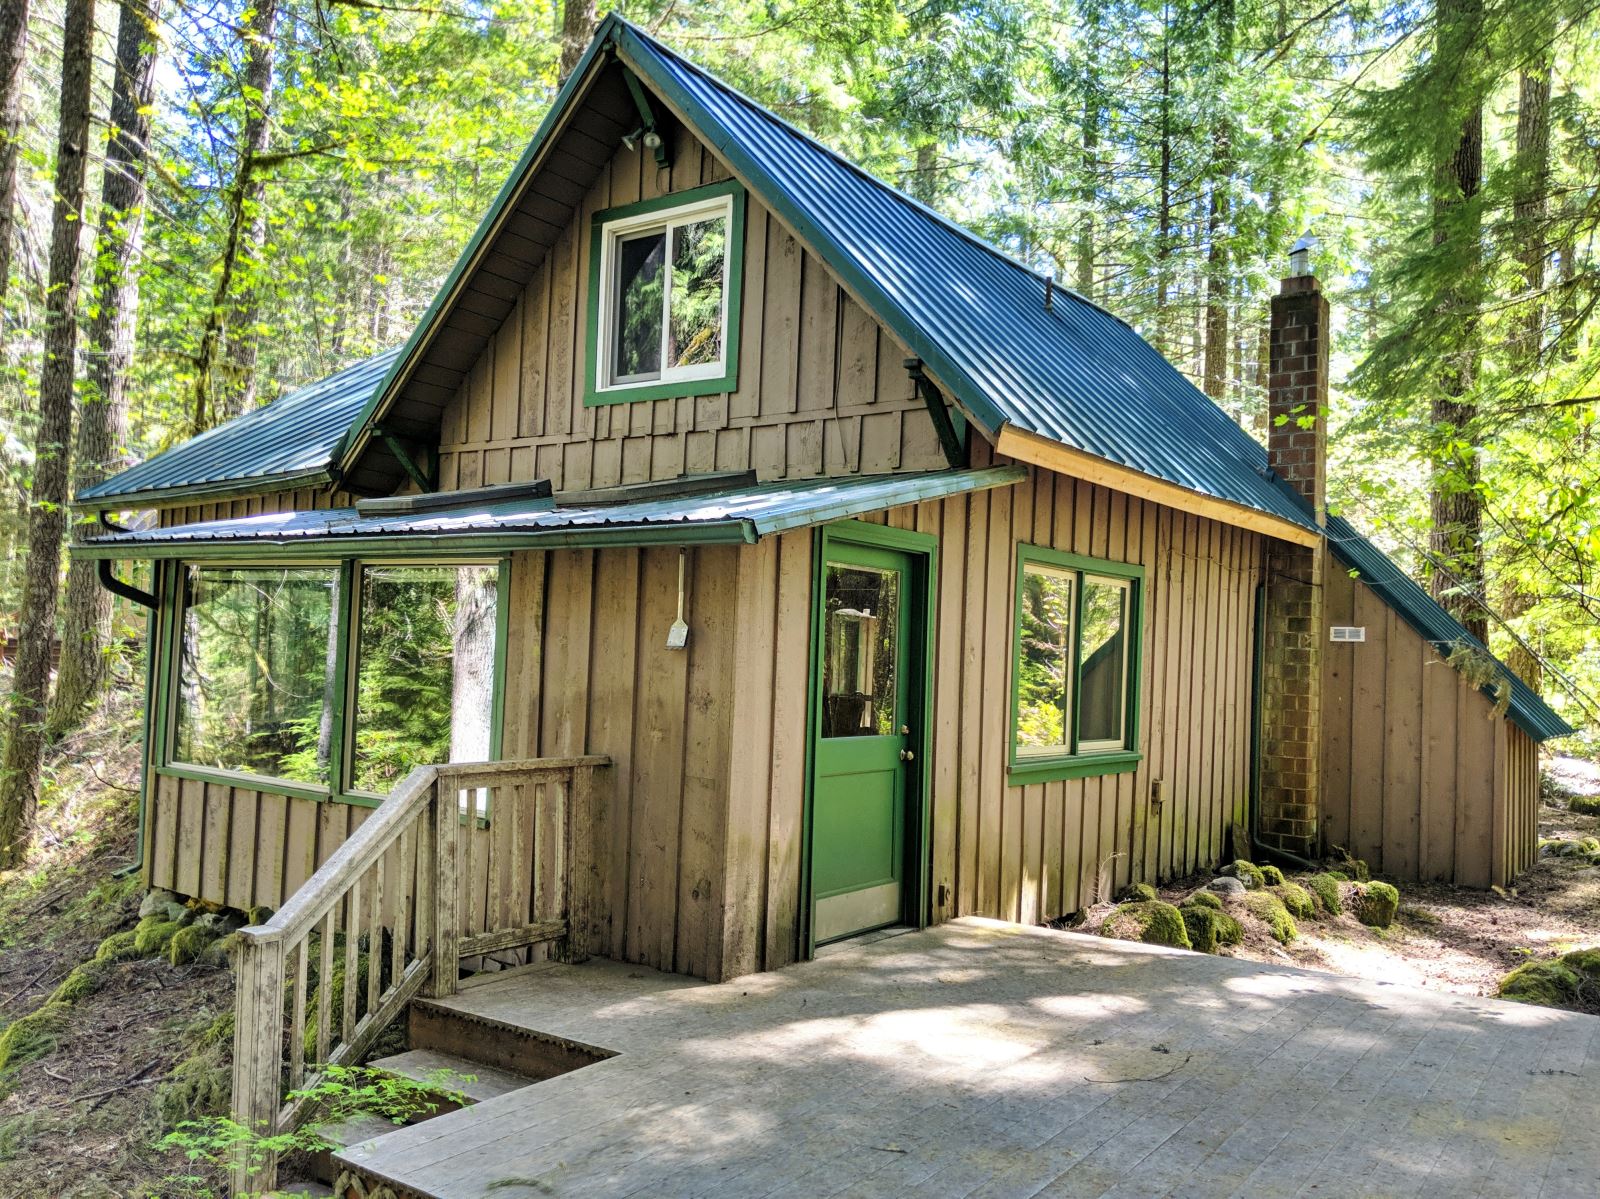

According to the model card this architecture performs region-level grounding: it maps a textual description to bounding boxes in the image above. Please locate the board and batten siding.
[1321,565,1537,888]
[157,486,355,527]
[432,121,950,493]
[711,450,1265,978]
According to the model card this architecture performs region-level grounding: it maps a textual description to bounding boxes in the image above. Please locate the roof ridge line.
[608,16,1139,336]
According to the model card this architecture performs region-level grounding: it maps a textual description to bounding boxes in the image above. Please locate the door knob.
[900,748,915,761]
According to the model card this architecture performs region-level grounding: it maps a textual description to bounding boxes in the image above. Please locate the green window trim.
[584,179,746,407]
[158,556,511,810]
[1008,544,1145,787]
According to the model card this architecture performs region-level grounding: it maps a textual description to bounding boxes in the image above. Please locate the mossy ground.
[1100,900,1192,949]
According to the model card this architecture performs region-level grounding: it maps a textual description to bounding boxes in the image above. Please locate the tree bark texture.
[49,0,163,739]
[0,0,29,351]
[0,0,96,866]
[560,0,598,83]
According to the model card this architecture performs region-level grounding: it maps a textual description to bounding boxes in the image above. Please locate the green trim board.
[1007,543,1145,787]
[801,518,938,957]
[153,557,511,812]
[583,180,746,406]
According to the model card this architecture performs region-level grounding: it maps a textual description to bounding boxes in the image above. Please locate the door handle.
[900,748,915,761]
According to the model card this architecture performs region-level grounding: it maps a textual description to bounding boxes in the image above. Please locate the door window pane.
[173,566,337,784]
[351,564,499,794]
[612,231,665,381]
[822,563,899,738]
[1078,576,1129,747]
[668,216,726,368]
[1015,564,1074,754]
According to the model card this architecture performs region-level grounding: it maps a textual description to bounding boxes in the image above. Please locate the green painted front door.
[811,542,920,944]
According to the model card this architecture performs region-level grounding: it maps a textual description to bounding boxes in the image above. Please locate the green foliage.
[157,1064,469,1188]
[1353,882,1400,929]
[1569,795,1600,816]
[1101,900,1191,950]
[0,1005,67,1073]
[1243,892,1298,944]
[1305,873,1345,916]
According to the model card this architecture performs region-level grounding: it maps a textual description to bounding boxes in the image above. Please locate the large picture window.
[586,181,744,405]
[1010,546,1143,783]
[167,558,504,802]
[172,566,340,785]
[350,564,499,794]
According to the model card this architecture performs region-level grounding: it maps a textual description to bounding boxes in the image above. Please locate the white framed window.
[586,181,744,404]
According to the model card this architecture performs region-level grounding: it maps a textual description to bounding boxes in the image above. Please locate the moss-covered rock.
[1100,900,1192,950]
[1353,881,1400,929]
[1244,891,1298,944]
[1180,903,1245,953]
[94,929,141,964]
[168,923,220,965]
[1258,864,1286,887]
[1272,882,1316,921]
[1304,873,1344,915]
[133,915,182,956]
[1569,794,1600,817]
[0,1004,67,1072]
[1117,882,1159,904]
[1500,960,1582,1006]
[1222,860,1266,890]
[1185,890,1223,911]
[45,959,111,1005]
[245,905,276,927]
[1580,837,1600,856]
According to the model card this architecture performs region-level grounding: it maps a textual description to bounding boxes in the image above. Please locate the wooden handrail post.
[428,776,460,998]
[230,931,287,1195]
[559,764,596,964]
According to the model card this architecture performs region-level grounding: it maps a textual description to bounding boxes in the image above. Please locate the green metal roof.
[1328,514,1575,743]
[76,466,1026,559]
[78,348,400,508]
[339,15,1318,538]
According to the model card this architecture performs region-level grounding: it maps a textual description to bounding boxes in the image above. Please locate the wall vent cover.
[1329,626,1366,643]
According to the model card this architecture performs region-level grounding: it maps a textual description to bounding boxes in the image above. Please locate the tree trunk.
[48,0,163,740]
[450,569,496,764]
[0,0,95,866]
[559,0,597,83]
[1075,0,1102,300]
[1500,56,1551,688]
[1427,0,1487,644]
[1155,4,1173,354]
[1202,1,1234,402]
[190,0,278,435]
[0,0,28,351]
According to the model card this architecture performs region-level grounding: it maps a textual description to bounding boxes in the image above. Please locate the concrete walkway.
[338,918,1600,1198]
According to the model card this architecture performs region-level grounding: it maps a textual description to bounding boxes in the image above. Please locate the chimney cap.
[1289,231,1316,277]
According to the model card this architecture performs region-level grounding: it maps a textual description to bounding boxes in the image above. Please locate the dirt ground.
[1076,755,1600,1015]
[0,688,235,1199]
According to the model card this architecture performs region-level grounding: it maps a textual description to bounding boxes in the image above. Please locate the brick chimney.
[1257,236,1328,860]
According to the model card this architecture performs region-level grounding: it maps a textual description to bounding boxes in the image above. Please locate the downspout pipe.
[91,536,159,878]
[96,558,157,610]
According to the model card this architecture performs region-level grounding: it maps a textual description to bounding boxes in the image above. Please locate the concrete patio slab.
[337,918,1600,1198]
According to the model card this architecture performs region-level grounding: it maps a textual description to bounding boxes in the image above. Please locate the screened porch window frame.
[584,180,746,406]
[1007,544,1145,786]
[157,555,510,809]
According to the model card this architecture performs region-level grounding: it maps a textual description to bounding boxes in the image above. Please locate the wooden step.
[367,1048,533,1105]
[407,999,613,1081]
[266,1183,336,1198]
[308,1114,405,1185]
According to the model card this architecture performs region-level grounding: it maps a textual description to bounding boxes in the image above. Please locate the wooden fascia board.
[995,425,1322,549]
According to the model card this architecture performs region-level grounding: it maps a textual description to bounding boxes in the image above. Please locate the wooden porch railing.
[228,756,606,1195]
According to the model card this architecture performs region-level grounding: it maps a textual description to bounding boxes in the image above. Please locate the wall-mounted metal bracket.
[621,67,672,170]
[904,358,966,469]
[374,426,436,494]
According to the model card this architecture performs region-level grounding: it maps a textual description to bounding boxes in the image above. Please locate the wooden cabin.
[79,17,1569,993]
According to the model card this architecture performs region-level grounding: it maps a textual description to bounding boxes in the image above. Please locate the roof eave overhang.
[71,467,336,513]
[994,425,1321,548]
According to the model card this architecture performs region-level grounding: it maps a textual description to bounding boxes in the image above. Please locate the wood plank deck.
[337,918,1600,1198]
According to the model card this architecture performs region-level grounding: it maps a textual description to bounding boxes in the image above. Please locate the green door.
[811,542,920,944]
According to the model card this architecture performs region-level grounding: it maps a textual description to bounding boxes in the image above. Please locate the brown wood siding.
[1496,724,1539,886]
[709,451,1263,978]
[432,122,949,493]
[156,486,353,527]
[1321,565,1531,887]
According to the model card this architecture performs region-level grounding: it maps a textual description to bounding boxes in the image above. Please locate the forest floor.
[1075,755,1600,1014]
[0,681,234,1199]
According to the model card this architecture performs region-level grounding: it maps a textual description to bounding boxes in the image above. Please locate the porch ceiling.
[74,465,1026,559]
